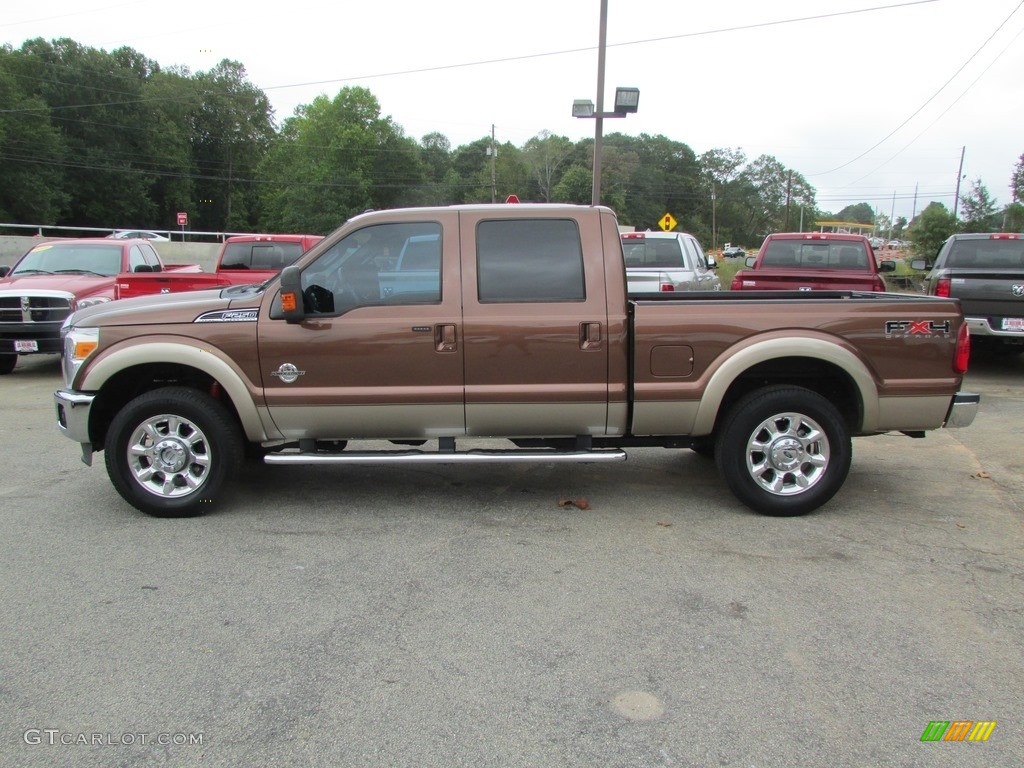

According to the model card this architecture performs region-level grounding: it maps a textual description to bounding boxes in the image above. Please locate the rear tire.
[0,354,17,375]
[104,386,243,517]
[715,386,851,516]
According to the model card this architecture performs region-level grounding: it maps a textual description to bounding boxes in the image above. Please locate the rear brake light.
[660,283,675,292]
[988,233,1019,240]
[954,323,970,374]
[935,278,951,297]
[730,276,743,290]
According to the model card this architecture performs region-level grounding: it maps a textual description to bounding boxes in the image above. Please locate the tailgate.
[947,271,1024,327]
[735,269,880,291]
[627,269,672,293]
[116,272,233,299]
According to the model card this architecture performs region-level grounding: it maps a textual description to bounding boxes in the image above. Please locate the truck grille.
[0,295,73,324]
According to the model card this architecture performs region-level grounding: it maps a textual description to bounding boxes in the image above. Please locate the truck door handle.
[435,324,457,353]
[580,322,602,350]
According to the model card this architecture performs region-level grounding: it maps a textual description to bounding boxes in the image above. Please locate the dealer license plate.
[14,340,38,352]
[1001,318,1024,331]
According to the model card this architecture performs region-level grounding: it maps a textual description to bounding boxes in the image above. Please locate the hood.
[0,273,112,297]
[71,286,264,328]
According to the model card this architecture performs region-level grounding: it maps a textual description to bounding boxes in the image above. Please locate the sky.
[3,0,1024,225]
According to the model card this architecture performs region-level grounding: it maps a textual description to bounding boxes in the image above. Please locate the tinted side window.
[477,219,585,303]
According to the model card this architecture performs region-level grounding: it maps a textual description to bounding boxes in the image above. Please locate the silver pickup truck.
[913,232,1024,353]
[621,231,721,293]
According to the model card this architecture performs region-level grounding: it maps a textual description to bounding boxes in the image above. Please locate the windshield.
[13,243,123,277]
[946,239,1024,269]
[761,241,870,269]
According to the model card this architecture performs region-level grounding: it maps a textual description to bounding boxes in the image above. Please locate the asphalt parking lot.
[1,352,1021,767]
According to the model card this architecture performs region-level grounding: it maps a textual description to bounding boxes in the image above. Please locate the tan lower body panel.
[466,402,610,437]
[874,395,951,432]
[267,404,466,441]
[629,400,701,437]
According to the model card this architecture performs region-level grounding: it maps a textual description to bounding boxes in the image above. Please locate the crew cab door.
[258,214,465,440]
[458,209,611,436]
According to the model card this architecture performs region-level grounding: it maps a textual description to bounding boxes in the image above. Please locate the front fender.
[77,338,279,442]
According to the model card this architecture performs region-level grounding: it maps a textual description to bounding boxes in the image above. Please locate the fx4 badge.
[884,320,951,338]
[1012,284,1024,297]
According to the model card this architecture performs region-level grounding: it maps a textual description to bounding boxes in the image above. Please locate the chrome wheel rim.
[126,414,211,498]
[745,411,830,496]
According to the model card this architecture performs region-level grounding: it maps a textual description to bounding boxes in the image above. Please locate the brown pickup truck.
[54,205,978,518]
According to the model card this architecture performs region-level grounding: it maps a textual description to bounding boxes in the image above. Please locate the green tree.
[522,131,573,202]
[958,179,999,233]
[551,164,592,204]
[191,59,275,232]
[834,203,875,224]
[257,87,422,233]
[0,47,68,222]
[1010,153,1023,203]
[908,202,957,259]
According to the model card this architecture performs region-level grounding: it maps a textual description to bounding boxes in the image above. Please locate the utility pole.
[711,181,717,254]
[489,124,497,204]
[888,190,895,240]
[784,171,793,230]
[952,145,966,220]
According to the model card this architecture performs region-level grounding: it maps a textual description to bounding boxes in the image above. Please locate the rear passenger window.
[477,219,585,302]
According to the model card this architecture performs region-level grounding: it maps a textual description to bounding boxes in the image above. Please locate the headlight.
[76,296,112,309]
[62,326,100,385]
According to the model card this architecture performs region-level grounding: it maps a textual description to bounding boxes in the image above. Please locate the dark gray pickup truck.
[913,233,1024,352]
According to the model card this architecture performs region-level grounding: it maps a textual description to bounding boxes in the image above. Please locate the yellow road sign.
[659,213,677,232]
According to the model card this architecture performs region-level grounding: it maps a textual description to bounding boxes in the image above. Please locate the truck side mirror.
[879,260,896,272]
[744,256,756,268]
[279,265,306,324]
[910,259,929,271]
[0,265,9,278]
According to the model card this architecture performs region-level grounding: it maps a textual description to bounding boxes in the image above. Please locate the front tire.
[715,386,851,516]
[104,386,243,517]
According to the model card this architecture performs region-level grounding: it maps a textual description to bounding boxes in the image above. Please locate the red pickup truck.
[0,238,199,374]
[115,234,323,299]
[731,233,895,292]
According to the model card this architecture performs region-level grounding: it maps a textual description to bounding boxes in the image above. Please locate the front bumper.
[944,392,980,428]
[54,389,95,464]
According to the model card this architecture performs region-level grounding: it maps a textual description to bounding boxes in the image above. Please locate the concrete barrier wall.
[0,236,221,272]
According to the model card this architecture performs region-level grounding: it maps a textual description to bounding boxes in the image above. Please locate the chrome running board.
[264,448,627,466]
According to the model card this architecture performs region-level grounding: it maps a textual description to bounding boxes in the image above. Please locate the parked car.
[620,231,720,292]
[107,230,170,242]
[722,244,746,258]
[912,232,1024,353]
[869,237,885,251]
[731,232,895,292]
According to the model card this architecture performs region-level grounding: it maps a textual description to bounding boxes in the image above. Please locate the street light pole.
[571,1,639,208]
[592,0,609,206]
